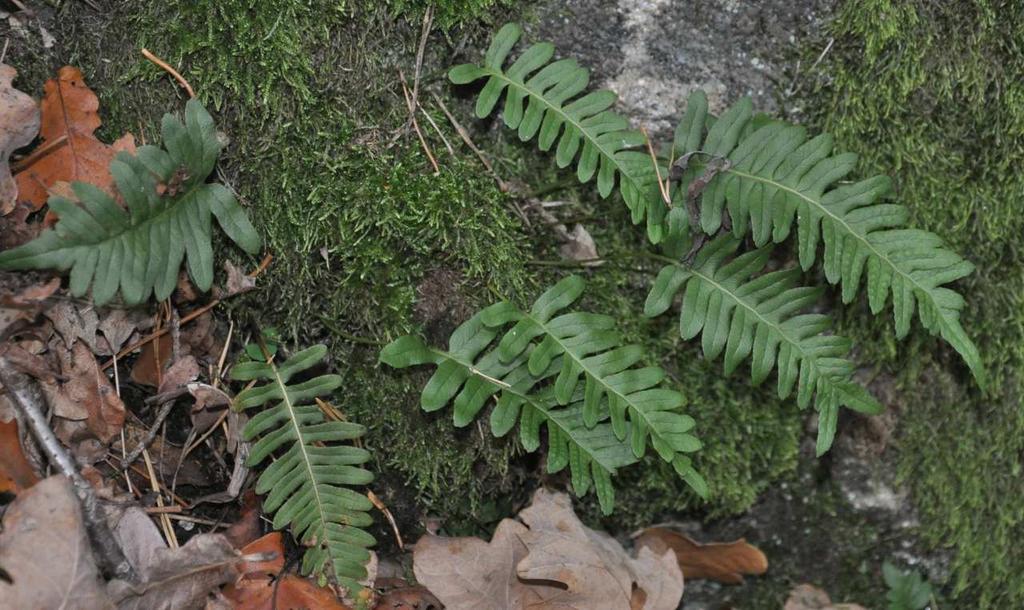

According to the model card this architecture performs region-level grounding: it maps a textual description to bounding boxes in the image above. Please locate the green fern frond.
[0,100,260,306]
[645,235,882,455]
[380,282,709,513]
[671,90,983,384]
[231,345,374,594]
[479,276,703,471]
[449,23,666,242]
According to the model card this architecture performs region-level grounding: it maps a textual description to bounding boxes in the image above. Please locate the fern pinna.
[231,345,374,594]
[449,23,666,243]
[645,235,882,455]
[380,276,705,515]
[0,99,260,306]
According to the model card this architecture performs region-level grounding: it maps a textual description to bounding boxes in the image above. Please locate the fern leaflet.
[645,235,882,455]
[671,90,983,384]
[0,99,260,306]
[232,345,375,594]
[449,23,666,243]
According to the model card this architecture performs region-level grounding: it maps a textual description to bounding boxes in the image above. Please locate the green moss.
[801,1,1024,605]
[376,0,515,29]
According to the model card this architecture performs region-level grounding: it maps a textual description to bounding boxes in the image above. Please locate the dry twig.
[141,48,195,98]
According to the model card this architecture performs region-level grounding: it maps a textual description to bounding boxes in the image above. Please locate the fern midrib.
[519,310,676,455]
[481,67,647,199]
[427,345,622,474]
[651,252,846,402]
[724,168,950,323]
[268,361,334,573]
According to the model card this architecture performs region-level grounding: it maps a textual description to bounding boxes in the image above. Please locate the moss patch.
[800,1,1024,605]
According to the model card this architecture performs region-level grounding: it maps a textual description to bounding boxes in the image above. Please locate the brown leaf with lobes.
[633,526,768,585]
[413,488,683,610]
[0,63,40,215]
[12,66,134,220]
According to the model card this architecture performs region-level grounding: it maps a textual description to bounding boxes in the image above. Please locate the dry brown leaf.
[158,355,200,395]
[109,504,240,609]
[559,224,602,266]
[221,260,256,297]
[221,533,354,610]
[0,64,40,215]
[413,488,683,610]
[634,527,768,585]
[13,66,135,219]
[41,341,126,446]
[783,584,868,610]
[0,277,59,338]
[0,475,113,608]
[131,335,174,387]
[0,419,39,493]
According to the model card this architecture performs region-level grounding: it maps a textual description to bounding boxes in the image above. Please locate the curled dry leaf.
[221,260,257,297]
[12,66,135,220]
[634,526,768,585]
[783,584,868,610]
[0,63,40,215]
[107,504,241,610]
[157,355,200,395]
[414,488,683,610]
[0,475,112,608]
[559,224,602,266]
[0,276,59,339]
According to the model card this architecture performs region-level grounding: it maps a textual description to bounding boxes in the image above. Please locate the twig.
[368,491,404,551]
[141,48,195,98]
[120,399,178,469]
[432,92,509,191]
[11,134,68,173]
[101,299,219,371]
[411,5,433,109]
[399,69,440,174]
[142,448,179,548]
[641,126,671,206]
[420,105,455,155]
[0,359,133,580]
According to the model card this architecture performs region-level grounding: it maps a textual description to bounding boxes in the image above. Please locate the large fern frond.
[645,235,882,455]
[449,23,666,242]
[670,90,983,384]
[0,100,260,306]
[231,345,374,594]
[381,313,637,514]
[479,276,703,474]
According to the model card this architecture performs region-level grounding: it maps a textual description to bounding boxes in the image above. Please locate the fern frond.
[0,100,260,306]
[479,276,703,472]
[449,23,666,242]
[671,90,983,384]
[380,313,639,514]
[645,235,882,455]
[232,345,374,594]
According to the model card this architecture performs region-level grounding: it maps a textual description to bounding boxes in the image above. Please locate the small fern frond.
[645,235,882,455]
[232,345,374,594]
[479,276,703,472]
[380,313,639,514]
[449,23,666,242]
[0,100,260,306]
[671,90,983,384]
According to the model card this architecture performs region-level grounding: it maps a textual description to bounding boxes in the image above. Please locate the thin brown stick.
[101,299,219,371]
[420,106,455,155]
[11,135,68,173]
[641,126,672,206]
[368,491,405,551]
[141,48,195,98]
[399,69,440,174]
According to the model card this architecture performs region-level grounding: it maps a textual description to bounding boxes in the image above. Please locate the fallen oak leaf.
[413,488,682,610]
[633,526,768,585]
[41,341,126,446]
[12,66,135,220]
[0,63,40,215]
[0,475,113,608]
